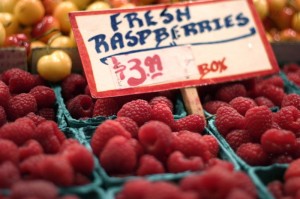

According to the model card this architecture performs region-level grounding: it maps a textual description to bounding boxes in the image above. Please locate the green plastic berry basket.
[80,125,241,188]
[248,164,289,199]
[279,71,300,95]
[52,84,187,128]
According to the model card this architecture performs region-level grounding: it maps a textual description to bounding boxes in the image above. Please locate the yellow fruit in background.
[86,1,111,10]
[0,12,20,36]
[31,40,46,48]
[53,1,78,34]
[0,0,19,13]
[253,0,269,20]
[65,0,92,10]
[0,23,6,46]
[37,50,72,82]
[69,30,77,47]
[14,0,45,26]
[49,35,74,48]
[292,12,300,32]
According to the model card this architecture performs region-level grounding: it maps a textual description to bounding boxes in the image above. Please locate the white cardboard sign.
[69,0,279,98]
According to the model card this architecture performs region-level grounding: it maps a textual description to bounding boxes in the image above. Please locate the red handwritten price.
[198,57,228,79]
[111,54,164,87]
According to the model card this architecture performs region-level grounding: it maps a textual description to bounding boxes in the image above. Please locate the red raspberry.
[273,106,300,134]
[282,93,300,110]
[215,83,247,102]
[29,85,56,108]
[254,96,275,108]
[60,195,81,199]
[229,97,257,116]
[25,112,46,125]
[138,121,172,160]
[0,80,10,109]
[143,181,189,199]
[19,139,44,161]
[0,161,20,188]
[67,94,94,119]
[74,172,91,186]
[201,135,219,157]
[34,121,63,153]
[91,120,131,156]
[167,151,204,173]
[267,180,284,199]
[283,63,300,73]
[84,85,90,95]
[232,171,257,198]
[0,139,19,164]
[284,177,300,197]
[92,97,120,117]
[236,143,268,166]
[171,131,211,162]
[262,75,285,88]
[151,103,175,128]
[287,72,300,87]
[37,108,56,121]
[10,180,58,199]
[100,136,137,175]
[284,159,300,181]
[149,96,174,112]
[61,73,87,101]
[203,100,231,115]
[60,142,94,176]
[7,93,38,121]
[60,138,80,151]
[38,155,75,186]
[19,154,45,178]
[32,74,47,87]
[0,118,35,146]
[215,106,245,137]
[116,179,151,199]
[245,105,273,141]
[0,106,7,127]
[205,158,235,172]
[117,99,152,126]
[1,68,36,94]
[225,129,252,151]
[173,114,206,133]
[128,138,144,158]
[255,84,286,106]
[115,117,139,138]
[271,154,294,164]
[261,128,297,155]
[136,154,165,176]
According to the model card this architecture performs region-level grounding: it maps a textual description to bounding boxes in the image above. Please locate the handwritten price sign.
[69,0,278,98]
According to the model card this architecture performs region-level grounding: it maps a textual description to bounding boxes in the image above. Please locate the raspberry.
[60,195,81,199]
[19,139,44,161]
[19,154,45,178]
[25,112,46,125]
[174,114,206,133]
[0,106,7,127]
[233,171,257,198]
[215,106,245,137]
[34,121,63,153]
[7,93,38,121]
[284,177,300,197]
[117,99,152,126]
[151,103,175,128]
[128,138,144,158]
[10,180,58,199]
[229,97,257,116]
[100,136,137,175]
[0,118,35,146]
[0,161,20,188]
[245,105,273,141]
[171,131,211,162]
[61,73,87,101]
[2,68,36,94]
[261,128,297,155]
[0,139,19,164]
[67,94,94,120]
[287,72,300,87]
[203,100,231,115]
[273,106,300,134]
[60,138,80,151]
[143,181,188,199]
[215,83,247,102]
[60,142,94,176]
[236,143,268,166]
[267,180,284,199]
[167,151,204,173]
[283,63,300,74]
[38,155,75,186]
[255,84,286,106]
[201,135,219,157]
[91,120,131,156]
[225,129,252,151]
[136,154,165,176]
[92,97,120,117]
[32,74,47,87]
[74,172,91,186]
[138,121,172,160]
[271,154,294,164]
[37,108,56,121]
[29,85,56,108]
[254,96,275,108]
[226,189,254,199]
[149,96,174,112]
[0,80,10,109]
[115,117,139,138]
[284,159,300,181]
[205,158,235,172]
[282,93,300,110]
[117,179,151,199]
[261,75,285,88]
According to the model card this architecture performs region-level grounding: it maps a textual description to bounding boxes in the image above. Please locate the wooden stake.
[180,87,204,117]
